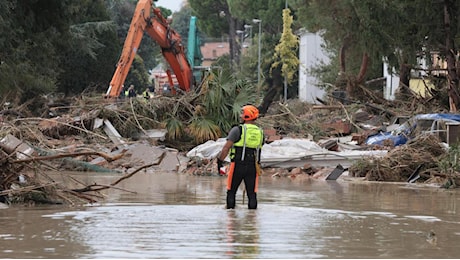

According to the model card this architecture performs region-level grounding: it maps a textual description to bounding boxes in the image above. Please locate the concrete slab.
[128,143,179,172]
[141,129,167,141]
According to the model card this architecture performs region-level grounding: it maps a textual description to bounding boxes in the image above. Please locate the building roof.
[200,42,229,62]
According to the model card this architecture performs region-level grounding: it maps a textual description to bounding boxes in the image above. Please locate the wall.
[298,30,328,103]
[383,62,399,100]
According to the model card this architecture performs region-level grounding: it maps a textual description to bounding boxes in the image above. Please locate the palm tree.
[165,69,258,144]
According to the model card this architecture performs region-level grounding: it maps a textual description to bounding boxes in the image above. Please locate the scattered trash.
[366,113,460,146]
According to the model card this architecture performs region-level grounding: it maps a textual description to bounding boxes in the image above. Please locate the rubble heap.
[349,134,460,188]
[0,93,459,206]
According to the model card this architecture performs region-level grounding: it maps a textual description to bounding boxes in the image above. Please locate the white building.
[298,30,435,103]
[383,62,399,101]
[298,29,329,103]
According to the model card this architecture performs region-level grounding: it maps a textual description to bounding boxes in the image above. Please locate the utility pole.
[253,19,262,92]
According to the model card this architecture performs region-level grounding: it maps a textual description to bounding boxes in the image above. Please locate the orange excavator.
[105,0,193,98]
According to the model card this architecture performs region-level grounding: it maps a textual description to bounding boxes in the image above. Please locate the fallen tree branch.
[63,190,100,203]
[111,152,166,186]
[0,183,57,196]
[279,103,300,124]
[12,149,128,164]
[70,152,166,193]
[129,97,147,135]
[71,184,137,194]
[12,117,108,140]
[339,102,363,132]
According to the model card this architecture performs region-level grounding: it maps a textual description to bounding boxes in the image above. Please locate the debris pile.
[0,97,183,206]
[0,94,459,206]
[349,134,460,187]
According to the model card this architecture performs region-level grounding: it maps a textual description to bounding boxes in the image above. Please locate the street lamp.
[244,24,252,43]
[253,19,262,89]
[236,30,245,71]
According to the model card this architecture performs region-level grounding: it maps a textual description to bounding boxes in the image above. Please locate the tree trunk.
[339,36,350,74]
[443,0,460,112]
[259,66,283,115]
[346,52,369,99]
[356,52,369,83]
[395,61,411,100]
[227,17,238,71]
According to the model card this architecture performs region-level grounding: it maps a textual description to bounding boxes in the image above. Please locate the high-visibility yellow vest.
[230,124,263,161]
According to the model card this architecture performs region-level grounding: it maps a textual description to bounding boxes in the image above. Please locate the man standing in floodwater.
[217,105,264,209]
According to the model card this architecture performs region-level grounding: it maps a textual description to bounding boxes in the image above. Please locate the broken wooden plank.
[312,105,342,110]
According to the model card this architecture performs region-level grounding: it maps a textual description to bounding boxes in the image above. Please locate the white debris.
[186,137,388,168]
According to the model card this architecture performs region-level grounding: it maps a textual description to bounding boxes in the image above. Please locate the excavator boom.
[106,0,192,98]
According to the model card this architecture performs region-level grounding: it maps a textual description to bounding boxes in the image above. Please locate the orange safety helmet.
[241,105,259,121]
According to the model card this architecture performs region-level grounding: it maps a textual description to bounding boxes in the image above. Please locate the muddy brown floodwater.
[1,171,460,258]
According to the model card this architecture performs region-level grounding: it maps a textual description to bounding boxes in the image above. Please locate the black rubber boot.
[226,190,236,209]
[248,193,257,209]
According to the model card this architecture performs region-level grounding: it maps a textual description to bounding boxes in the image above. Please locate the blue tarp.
[365,113,460,146]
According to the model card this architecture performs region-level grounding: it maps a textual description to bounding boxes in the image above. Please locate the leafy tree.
[58,0,118,95]
[293,0,379,99]
[126,55,151,92]
[0,1,17,96]
[271,8,299,102]
[0,0,122,102]
[294,0,460,110]
[436,0,460,111]
[0,0,62,101]
[189,0,297,113]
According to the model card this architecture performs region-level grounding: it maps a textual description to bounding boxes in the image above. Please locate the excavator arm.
[106,0,192,98]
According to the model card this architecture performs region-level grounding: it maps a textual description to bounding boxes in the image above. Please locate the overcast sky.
[155,0,183,12]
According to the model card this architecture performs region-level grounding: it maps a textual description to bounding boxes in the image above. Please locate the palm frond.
[188,117,221,144]
[164,116,184,140]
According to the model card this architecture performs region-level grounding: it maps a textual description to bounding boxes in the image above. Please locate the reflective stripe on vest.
[230,124,263,161]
